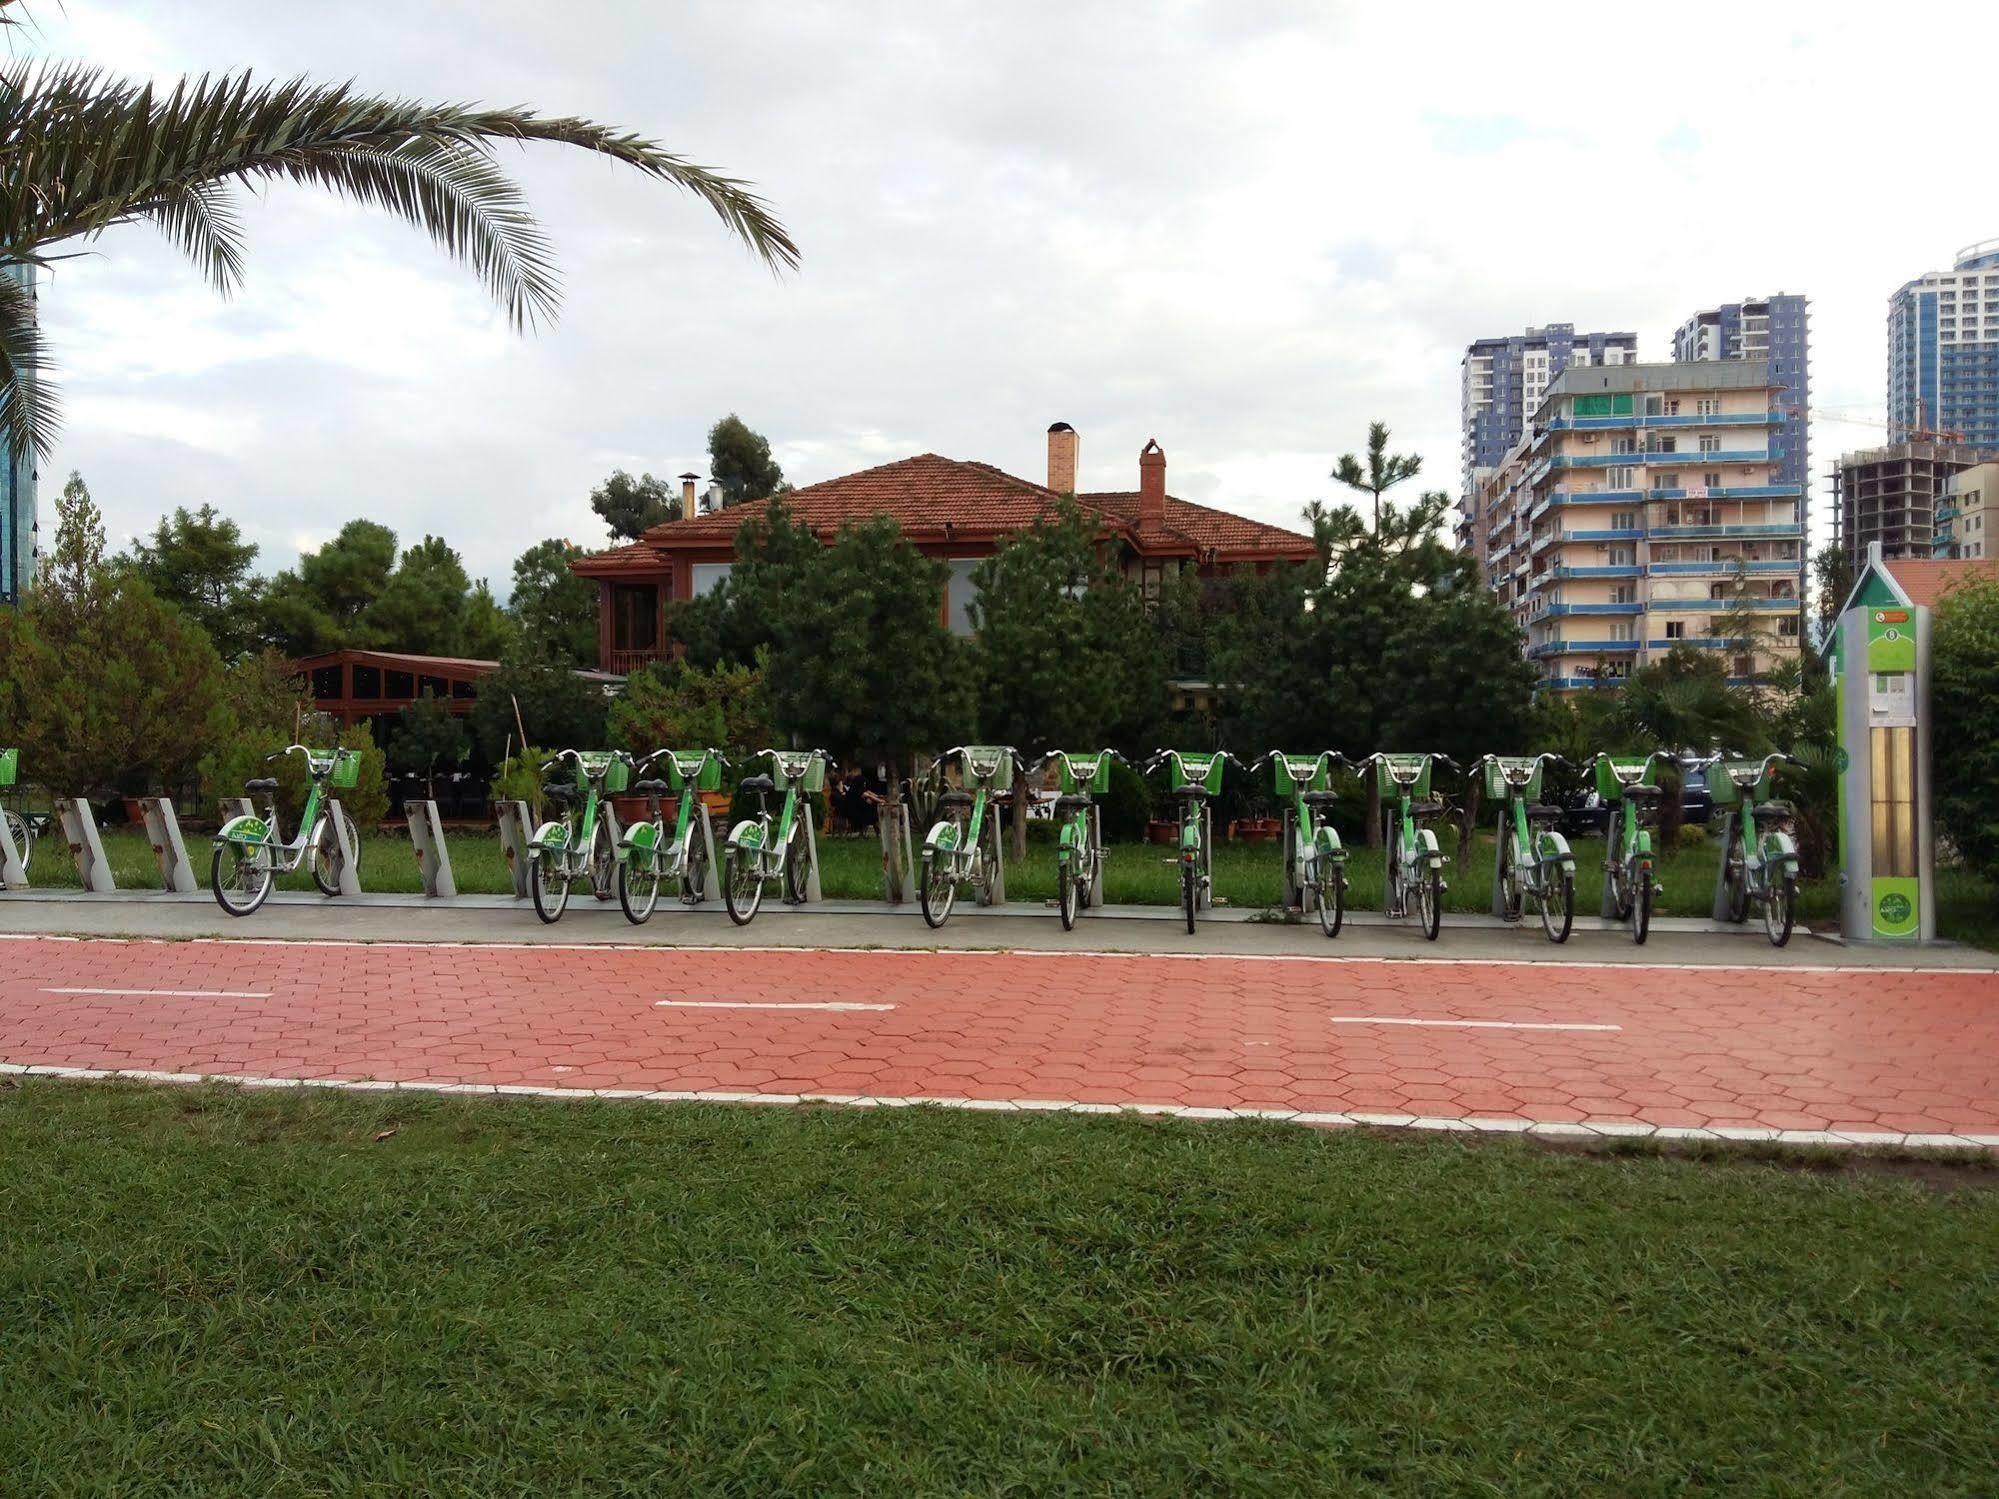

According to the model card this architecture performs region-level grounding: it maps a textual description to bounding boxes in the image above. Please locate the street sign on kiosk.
[1825,544,1934,942]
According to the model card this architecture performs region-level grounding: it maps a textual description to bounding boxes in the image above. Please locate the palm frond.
[131,179,247,293]
[0,268,57,470]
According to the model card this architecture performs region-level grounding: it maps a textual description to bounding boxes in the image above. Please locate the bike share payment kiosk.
[1826,545,1936,943]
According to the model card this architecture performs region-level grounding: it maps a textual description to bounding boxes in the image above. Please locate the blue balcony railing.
[1646,560,1801,575]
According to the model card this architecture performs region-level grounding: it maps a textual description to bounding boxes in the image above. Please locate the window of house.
[1699,435,1721,453]
[1606,466,1635,488]
[1655,472,1679,490]
[1607,546,1635,565]
[352,665,381,700]
[419,675,448,699]
[1696,398,1720,416]
[1610,510,1637,530]
[1665,621,1686,640]
[1648,436,1678,454]
[689,563,733,598]
[311,666,342,700]
[611,583,660,651]
[1138,557,1174,600]
[1733,654,1753,677]
[946,558,982,637]
[1703,472,1722,489]
[1777,616,1801,637]
[1644,395,1664,416]
[1610,584,1635,604]
[385,670,415,699]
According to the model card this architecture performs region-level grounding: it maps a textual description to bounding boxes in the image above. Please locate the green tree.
[0,473,227,796]
[197,650,313,815]
[466,652,608,763]
[968,501,1166,755]
[508,538,598,665]
[387,690,469,797]
[259,519,398,655]
[1330,421,1422,533]
[708,414,788,508]
[608,656,773,759]
[121,502,262,659]
[1,63,796,466]
[1932,575,1999,871]
[668,495,820,667]
[361,534,472,653]
[460,580,518,661]
[764,516,967,766]
[590,470,680,542]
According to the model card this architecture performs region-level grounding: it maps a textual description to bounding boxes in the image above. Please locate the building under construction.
[1830,439,1991,565]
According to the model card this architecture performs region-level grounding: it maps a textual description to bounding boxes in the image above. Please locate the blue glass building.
[0,263,36,605]
[1460,323,1639,499]
[1673,294,1811,496]
[1887,239,1999,450]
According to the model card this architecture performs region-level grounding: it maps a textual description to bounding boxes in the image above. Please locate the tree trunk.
[1364,775,1382,847]
[1457,782,1481,873]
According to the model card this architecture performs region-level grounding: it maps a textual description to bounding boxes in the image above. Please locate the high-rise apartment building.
[1673,294,1810,494]
[1933,459,1999,560]
[1461,323,1638,499]
[0,263,35,606]
[1463,361,1805,693]
[1887,238,1999,449]
[1831,441,1986,565]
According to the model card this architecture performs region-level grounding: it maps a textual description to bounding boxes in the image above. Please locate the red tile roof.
[632,452,1315,561]
[571,540,670,578]
[1883,557,1999,607]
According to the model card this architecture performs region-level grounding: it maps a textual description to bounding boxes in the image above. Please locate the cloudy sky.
[22,0,1997,593]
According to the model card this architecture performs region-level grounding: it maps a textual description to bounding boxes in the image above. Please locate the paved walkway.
[4,934,1996,1148]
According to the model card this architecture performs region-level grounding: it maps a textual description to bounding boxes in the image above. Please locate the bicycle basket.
[962,745,1014,792]
[1171,753,1226,795]
[1484,757,1542,803]
[1706,761,1762,808]
[1274,753,1330,796]
[0,748,16,788]
[668,751,724,793]
[1591,755,1654,801]
[1058,752,1110,795]
[574,751,630,793]
[328,749,362,790]
[1374,754,1432,799]
[773,751,826,793]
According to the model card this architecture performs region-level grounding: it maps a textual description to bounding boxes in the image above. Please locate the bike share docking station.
[1825,545,1936,943]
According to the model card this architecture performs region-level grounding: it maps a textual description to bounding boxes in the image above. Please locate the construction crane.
[1786,401,1965,445]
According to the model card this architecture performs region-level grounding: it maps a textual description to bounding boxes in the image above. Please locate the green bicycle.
[528,749,631,924]
[919,745,1021,929]
[1482,753,1575,944]
[1141,749,1241,935]
[0,747,49,879]
[1363,752,1456,941]
[1029,748,1126,930]
[1702,751,1804,948]
[724,748,833,926]
[1592,751,1674,945]
[212,743,364,917]
[618,748,728,924]
[1253,751,1350,937]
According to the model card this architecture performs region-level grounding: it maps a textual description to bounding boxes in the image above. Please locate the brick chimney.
[1046,422,1078,494]
[679,472,699,515]
[1138,439,1166,528]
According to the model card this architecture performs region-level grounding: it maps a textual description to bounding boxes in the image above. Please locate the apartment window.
[1703,472,1722,489]
[1777,616,1801,638]
[1607,620,1635,641]
[1698,435,1721,453]
[611,583,660,652]
[1733,654,1753,677]
[1696,398,1720,417]
[1609,510,1637,531]
[1606,466,1635,488]
[1648,436,1678,454]
[1612,437,1637,454]
[1606,546,1635,566]
[1655,472,1679,489]
[1644,395,1664,416]
[1664,622,1686,640]
[1610,585,1635,604]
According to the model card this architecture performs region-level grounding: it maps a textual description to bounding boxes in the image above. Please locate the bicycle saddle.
[740,774,775,795]
[1619,782,1664,800]
[1053,794,1094,814]
[242,777,279,793]
[1300,790,1340,807]
[1172,783,1212,799]
[633,779,669,795]
[543,783,578,801]
[1525,803,1563,823]
[1409,800,1446,817]
[1751,800,1793,823]
[937,789,974,809]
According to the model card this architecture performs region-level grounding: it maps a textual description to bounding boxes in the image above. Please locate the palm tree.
[1331,421,1422,533]
[0,57,798,463]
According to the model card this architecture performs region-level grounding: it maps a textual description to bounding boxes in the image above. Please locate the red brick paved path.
[3,938,1996,1144]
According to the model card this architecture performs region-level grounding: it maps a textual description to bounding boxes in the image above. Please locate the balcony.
[1540,412,1777,432]
[1648,485,1800,500]
[1528,639,1642,659]
[609,646,671,675]
[1540,602,1645,618]
[1645,596,1800,613]
[1560,528,1645,543]
[1552,564,1642,578]
[1647,524,1801,540]
[1645,560,1802,575]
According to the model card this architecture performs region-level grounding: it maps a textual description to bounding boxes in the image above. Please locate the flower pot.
[1146,819,1179,845]
[1233,817,1280,844]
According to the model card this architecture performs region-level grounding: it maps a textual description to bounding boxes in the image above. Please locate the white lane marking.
[655,999,895,1012]
[1,1061,1991,1153]
[1,934,1991,977]
[42,986,271,999]
[1331,1015,1621,1032]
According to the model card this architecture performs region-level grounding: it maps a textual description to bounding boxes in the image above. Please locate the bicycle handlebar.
[265,744,351,780]
[1477,751,1567,785]
[750,747,837,779]
[1249,750,1353,773]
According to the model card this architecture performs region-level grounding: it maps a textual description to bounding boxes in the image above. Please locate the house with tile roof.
[571,424,1317,675]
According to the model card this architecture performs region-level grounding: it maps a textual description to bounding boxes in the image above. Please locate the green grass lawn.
[2,1083,1993,1494]
[30,820,1999,947]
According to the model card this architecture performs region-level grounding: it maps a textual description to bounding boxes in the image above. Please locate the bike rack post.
[878,796,916,904]
[1089,804,1105,907]
[594,801,623,901]
[1197,802,1214,912]
[139,797,198,893]
[0,818,28,889]
[693,798,724,903]
[1492,811,1514,919]
[1710,809,1739,922]
[406,799,456,898]
[1280,807,1303,911]
[56,799,117,892]
[799,798,823,902]
[494,799,533,898]
[324,797,364,896]
[977,800,1006,906]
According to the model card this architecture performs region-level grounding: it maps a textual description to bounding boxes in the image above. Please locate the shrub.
[609,656,772,759]
[490,747,553,822]
[1675,823,1707,850]
[1099,758,1153,842]
[1933,577,1999,872]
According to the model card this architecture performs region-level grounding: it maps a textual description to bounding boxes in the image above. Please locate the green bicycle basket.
[666,750,724,793]
[1057,751,1111,795]
[961,746,1014,792]
[0,748,16,788]
[1273,752,1331,795]
[1171,752,1227,795]
[1592,755,1657,802]
[1374,754,1433,799]
[773,751,827,793]
[1484,756,1544,803]
[327,748,362,790]
[574,751,631,794]
[1705,760,1768,809]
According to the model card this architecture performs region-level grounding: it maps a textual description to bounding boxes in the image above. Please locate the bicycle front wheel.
[725,846,764,926]
[531,851,571,924]
[1182,866,1198,934]
[1418,865,1442,941]
[1315,864,1343,938]
[618,846,661,925]
[211,841,274,917]
[1633,875,1652,946]
[1498,833,1523,921]
[920,854,956,929]
[679,825,709,906]
[1058,866,1078,930]
[1764,875,1796,948]
[1540,869,1574,944]
[2,809,30,875]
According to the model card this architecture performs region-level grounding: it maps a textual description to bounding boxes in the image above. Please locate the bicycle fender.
[727,819,764,854]
[529,821,570,852]
[1415,828,1441,865]
[923,820,960,855]
[1313,825,1344,858]
[1632,828,1653,862]
[1763,830,1799,871]
[1536,830,1574,874]
[622,821,661,854]
[216,814,269,846]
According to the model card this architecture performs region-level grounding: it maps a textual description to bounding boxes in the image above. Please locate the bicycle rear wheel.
[1764,875,1796,948]
[920,854,956,929]
[1315,864,1343,938]
[1058,865,1078,930]
[1539,868,1573,944]
[1498,833,1523,921]
[1633,875,1652,946]
[1182,866,1198,934]
[618,845,661,924]
[725,846,764,926]
[211,841,274,917]
[1418,865,1442,941]
[311,808,361,896]
[679,825,709,905]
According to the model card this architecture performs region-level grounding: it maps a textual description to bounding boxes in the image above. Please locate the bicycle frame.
[1043,749,1115,881]
[216,745,352,874]
[627,749,725,881]
[1365,752,1450,924]
[1485,756,1574,897]
[1267,751,1348,895]
[1713,754,1802,903]
[923,745,1015,880]
[1594,752,1672,894]
[727,749,827,885]
[531,750,626,882]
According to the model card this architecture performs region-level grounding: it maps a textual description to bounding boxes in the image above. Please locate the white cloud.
[24,0,1997,586]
